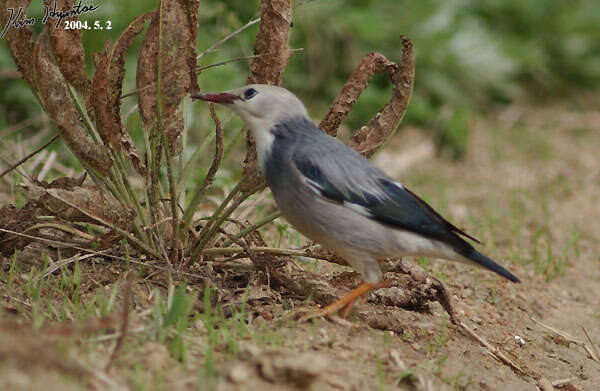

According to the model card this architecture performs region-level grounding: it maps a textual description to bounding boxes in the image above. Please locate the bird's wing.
[291,147,479,251]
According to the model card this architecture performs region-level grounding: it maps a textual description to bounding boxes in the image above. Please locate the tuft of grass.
[448,368,468,391]
[394,368,415,386]
[426,319,449,357]
[433,354,448,376]
[511,214,581,282]
[149,283,196,363]
[375,354,387,391]
[7,252,19,295]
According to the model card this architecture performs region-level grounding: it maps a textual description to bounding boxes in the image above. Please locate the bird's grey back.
[264,116,389,200]
[263,115,479,256]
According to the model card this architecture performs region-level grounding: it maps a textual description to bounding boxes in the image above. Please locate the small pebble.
[514,335,526,346]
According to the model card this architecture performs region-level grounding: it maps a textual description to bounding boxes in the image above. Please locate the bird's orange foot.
[300,281,390,322]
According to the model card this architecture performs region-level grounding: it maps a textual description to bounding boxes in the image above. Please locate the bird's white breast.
[247,118,276,174]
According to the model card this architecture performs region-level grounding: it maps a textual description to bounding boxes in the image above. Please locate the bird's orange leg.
[302,281,390,321]
[339,289,370,318]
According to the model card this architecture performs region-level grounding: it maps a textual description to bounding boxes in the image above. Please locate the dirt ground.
[1,102,599,390]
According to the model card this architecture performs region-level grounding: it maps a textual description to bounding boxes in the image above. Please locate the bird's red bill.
[191,92,238,104]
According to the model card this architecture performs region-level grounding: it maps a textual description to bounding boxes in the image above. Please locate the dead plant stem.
[221,211,281,247]
[163,130,180,259]
[20,222,95,241]
[193,182,241,245]
[196,18,260,60]
[182,104,224,232]
[0,134,59,179]
[45,191,162,260]
[201,246,325,260]
[114,149,155,248]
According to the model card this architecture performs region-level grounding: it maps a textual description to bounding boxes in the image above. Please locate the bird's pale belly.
[273,189,398,259]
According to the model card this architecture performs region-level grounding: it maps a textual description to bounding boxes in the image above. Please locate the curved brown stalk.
[35,28,113,176]
[182,103,224,232]
[44,0,92,116]
[241,0,293,192]
[319,37,415,158]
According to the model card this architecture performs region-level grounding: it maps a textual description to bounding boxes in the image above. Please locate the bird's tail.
[459,248,520,283]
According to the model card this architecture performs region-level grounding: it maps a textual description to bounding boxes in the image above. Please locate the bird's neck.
[248,115,315,174]
[248,125,275,174]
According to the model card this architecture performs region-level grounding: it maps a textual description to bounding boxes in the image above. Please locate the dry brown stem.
[320,37,415,158]
[106,270,137,372]
[184,0,200,94]
[0,134,59,179]
[34,28,112,175]
[247,0,293,86]
[24,180,134,231]
[135,0,198,154]
[92,11,153,161]
[459,321,533,377]
[159,0,195,155]
[0,202,40,255]
[531,317,600,363]
[136,11,160,131]
[379,258,457,323]
[201,104,225,194]
[246,231,342,306]
[197,18,261,60]
[181,103,224,234]
[0,175,137,255]
[241,0,293,192]
[44,0,92,113]
[581,325,600,362]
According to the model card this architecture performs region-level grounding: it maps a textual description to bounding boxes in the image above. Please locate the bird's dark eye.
[244,88,258,100]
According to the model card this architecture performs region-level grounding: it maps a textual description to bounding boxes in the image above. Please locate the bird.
[191,84,520,318]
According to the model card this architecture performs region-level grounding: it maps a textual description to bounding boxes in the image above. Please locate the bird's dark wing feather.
[370,179,481,245]
[292,151,479,251]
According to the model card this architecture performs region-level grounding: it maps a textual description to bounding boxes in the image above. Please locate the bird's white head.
[192,84,309,169]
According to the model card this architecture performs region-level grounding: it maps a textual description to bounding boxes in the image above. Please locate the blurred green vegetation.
[1,0,599,156]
